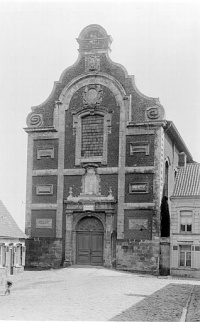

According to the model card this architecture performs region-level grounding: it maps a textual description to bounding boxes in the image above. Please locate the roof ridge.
[0,200,27,239]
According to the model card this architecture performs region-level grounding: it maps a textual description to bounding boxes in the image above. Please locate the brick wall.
[126,134,155,167]
[64,175,82,198]
[64,85,120,168]
[100,174,118,199]
[32,175,58,204]
[124,209,153,240]
[65,110,76,169]
[125,173,154,203]
[33,139,59,170]
[31,210,56,238]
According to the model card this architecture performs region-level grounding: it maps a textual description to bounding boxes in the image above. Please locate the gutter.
[164,121,193,162]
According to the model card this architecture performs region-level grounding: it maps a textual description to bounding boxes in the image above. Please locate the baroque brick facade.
[25,25,193,274]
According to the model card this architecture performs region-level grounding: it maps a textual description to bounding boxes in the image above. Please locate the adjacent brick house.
[24,24,193,274]
[0,200,27,278]
[170,163,200,278]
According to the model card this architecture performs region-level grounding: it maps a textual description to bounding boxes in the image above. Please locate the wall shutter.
[5,248,10,266]
[191,246,195,268]
[3,246,6,266]
[22,246,26,266]
[172,245,178,268]
[193,246,200,268]
[13,246,17,266]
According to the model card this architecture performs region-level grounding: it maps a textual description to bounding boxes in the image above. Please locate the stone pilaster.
[25,134,33,236]
[104,210,114,267]
[56,103,65,238]
[64,210,73,266]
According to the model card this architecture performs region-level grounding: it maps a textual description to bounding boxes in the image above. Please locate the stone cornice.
[124,203,155,209]
[24,127,57,133]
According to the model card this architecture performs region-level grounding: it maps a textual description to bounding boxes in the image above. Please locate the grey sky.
[0,0,199,229]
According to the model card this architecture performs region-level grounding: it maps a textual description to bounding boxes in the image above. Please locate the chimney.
[178,152,187,167]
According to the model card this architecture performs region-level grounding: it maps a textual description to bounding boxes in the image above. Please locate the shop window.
[180,211,192,233]
[179,245,191,267]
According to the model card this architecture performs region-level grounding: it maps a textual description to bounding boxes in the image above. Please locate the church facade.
[25,25,193,274]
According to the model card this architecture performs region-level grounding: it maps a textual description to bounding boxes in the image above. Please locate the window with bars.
[180,211,192,233]
[73,109,112,165]
[81,114,104,158]
[179,245,191,267]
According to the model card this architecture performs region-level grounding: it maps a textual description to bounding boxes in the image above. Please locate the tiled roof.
[0,200,27,238]
[173,163,200,197]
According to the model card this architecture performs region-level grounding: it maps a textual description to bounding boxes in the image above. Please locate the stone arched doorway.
[76,216,104,266]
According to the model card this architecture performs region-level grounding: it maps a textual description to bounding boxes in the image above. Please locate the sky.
[0,0,199,231]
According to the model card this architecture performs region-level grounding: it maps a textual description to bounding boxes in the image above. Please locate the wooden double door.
[76,217,104,266]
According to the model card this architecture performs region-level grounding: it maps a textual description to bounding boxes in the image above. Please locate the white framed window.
[179,245,192,267]
[16,245,22,266]
[180,211,193,233]
[14,245,26,266]
[0,245,6,267]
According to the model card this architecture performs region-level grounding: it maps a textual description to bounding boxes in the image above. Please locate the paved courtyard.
[0,267,200,321]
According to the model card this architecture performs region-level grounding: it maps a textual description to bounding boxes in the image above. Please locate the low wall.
[25,238,62,269]
[171,268,200,279]
[116,239,160,275]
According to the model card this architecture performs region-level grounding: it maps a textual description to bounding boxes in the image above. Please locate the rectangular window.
[81,115,104,158]
[179,245,191,267]
[0,245,6,266]
[16,245,22,266]
[180,211,192,233]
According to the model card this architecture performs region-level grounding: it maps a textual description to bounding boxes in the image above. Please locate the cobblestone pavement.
[0,267,200,321]
[186,285,200,322]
